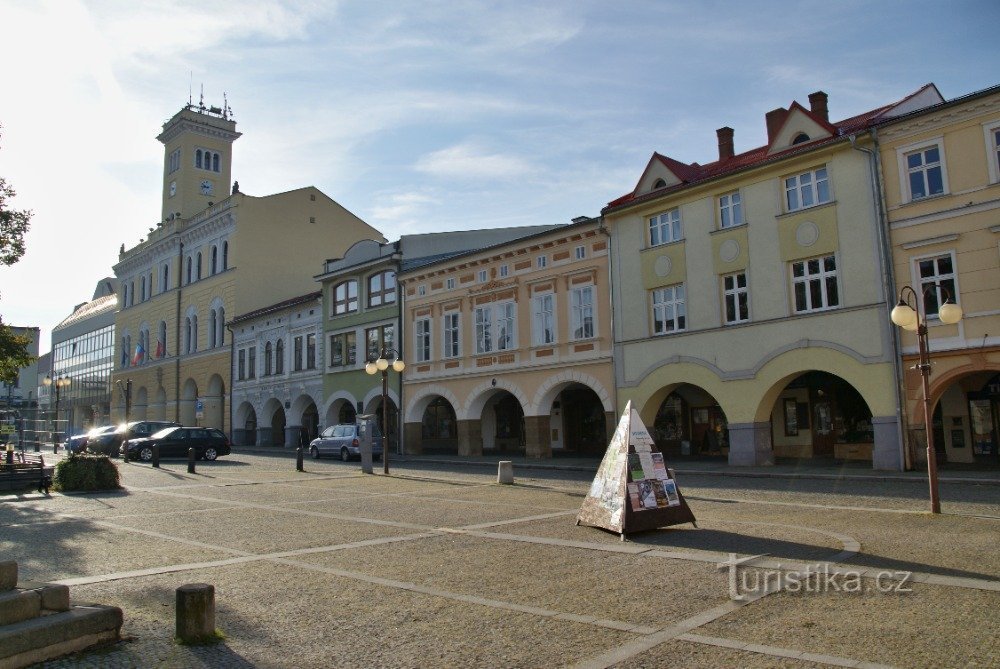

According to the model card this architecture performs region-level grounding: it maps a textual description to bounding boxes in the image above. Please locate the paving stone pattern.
[1,451,997,668]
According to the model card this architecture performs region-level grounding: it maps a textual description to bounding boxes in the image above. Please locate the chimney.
[765,107,788,144]
[716,127,734,161]
[808,91,829,122]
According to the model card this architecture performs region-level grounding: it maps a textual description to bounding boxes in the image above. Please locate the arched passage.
[205,374,226,432]
[759,371,874,463]
[180,378,199,426]
[261,398,286,447]
[234,401,257,446]
[324,393,358,429]
[927,370,1000,469]
[365,395,399,453]
[647,383,730,460]
[416,396,458,455]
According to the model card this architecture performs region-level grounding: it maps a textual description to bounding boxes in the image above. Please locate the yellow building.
[605,87,945,470]
[878,84,1000,468]
[399,219,616,458]
[111,103,383,431]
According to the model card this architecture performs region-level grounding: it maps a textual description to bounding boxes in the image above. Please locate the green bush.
[54,454,121,492]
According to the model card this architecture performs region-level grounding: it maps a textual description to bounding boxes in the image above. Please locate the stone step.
[0,604,123,669]
[0,585,70,626]
[0,562,16,592]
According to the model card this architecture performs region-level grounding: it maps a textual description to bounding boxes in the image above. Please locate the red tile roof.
[604,84,938,212]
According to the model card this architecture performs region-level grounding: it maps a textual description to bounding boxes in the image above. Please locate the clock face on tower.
[200,179,214,196]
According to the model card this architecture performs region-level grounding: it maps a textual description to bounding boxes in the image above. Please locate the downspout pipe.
[596,217,618,420]
[850,130,909,471]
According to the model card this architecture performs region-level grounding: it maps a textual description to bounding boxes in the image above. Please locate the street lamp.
[43,374,71,454]
[890,285,963,514]
[116,379,132,462]
[365,347,404,475]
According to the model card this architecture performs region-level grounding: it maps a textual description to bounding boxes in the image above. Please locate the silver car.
[309,423,383,462]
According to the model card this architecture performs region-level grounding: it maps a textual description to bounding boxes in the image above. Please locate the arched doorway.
[234,402,257,446]
[420,396,458,454]
[180,379,198,425]
[301,402,319,444]
[928,371,1000,469]
[270,406,287,447]
[367,396,399,453]
[554,385,607,457]
[206,374,226,431]
[768,371,873,462]
[483,391,524,455]
[652,384,729,459]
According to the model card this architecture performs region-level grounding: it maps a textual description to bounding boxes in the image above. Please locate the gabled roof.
[606,84,942,213]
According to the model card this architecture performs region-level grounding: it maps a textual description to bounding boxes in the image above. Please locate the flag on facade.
[155,338,165,358]
[132,341,145,366]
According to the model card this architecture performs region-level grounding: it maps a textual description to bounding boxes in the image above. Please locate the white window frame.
[651,284,686,335]
[446,277,456,290]
[415,318,431,362]
[784,166,830,212]
[791,254,840,313]
[719,191,743,229]
[912,251,960,321]
[418,284,426,296]
[982,120,1000,185]
[569,285,595,340]
[477,269,488,283]
[443,312,460,358]
[532,293,556,345]
[496,301,516,351]
[895,138,948,203]
[499,264,509,277]
[722,271,750,324]
[575,245,586,260]
[649,208,682,246]
[474,306,493,354]
[536,255,547,269]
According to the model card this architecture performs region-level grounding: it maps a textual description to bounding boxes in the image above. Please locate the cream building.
[605,87,944,470]
[878,84,1000,468]
[111,102,383,432]
[400,218,616,458]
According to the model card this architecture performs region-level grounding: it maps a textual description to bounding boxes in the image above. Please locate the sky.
[1,0,998,354]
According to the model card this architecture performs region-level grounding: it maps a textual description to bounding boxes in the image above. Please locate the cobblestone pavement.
[2,451,997,668]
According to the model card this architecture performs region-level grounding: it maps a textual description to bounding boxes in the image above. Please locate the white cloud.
[415,142,534,180]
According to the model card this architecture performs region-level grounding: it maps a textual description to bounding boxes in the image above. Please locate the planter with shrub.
[54,454,121,492]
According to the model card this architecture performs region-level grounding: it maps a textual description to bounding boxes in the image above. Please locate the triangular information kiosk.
[577,400,696,538]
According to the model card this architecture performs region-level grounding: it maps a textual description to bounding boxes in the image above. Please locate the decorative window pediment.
[768,106,834,155]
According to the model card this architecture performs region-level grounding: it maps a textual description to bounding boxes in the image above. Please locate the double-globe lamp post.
[43,374,71,454]
[889,285,963,514]
[365,347,404,475]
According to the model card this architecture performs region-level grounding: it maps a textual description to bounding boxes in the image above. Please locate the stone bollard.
[497,460,514,485]
[296,446,304,472]
[152,444,160,468]
[0,561,17,591]
[187,447,196,474]
[176,583,215,642]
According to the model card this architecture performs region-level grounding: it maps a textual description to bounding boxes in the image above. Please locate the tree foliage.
[0,124,35,383]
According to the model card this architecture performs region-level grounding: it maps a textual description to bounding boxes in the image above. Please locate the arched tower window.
[157,321,167,358]
[196,252,202,280]
[211,246,218,275]
[264,342,273,375]
[212,153,220,172]
[222,241,229,270]
[196,149,203,169]
[275,339,285,375]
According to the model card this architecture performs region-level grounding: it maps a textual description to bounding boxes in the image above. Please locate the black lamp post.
[365,347,404,475]
[116,379,132,462]
[890,285,963,514]
[43,374,70,453]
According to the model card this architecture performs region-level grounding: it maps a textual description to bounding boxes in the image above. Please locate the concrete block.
[0,589,41,626]
[0,562,16,591]
[38,585,70,612]
[497,461,514,485]
[176,583,215,642]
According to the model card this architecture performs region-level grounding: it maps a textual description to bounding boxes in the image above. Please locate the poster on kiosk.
[577,400,696,539]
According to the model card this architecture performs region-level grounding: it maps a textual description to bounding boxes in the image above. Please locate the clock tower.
[157,99,241,222]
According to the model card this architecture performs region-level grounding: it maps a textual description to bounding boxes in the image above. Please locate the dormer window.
[652,178,667,190]
[792,132,811,145]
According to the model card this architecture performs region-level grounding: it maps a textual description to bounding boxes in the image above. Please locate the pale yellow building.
[111,103,383,432]
[878,84,1000,468]
[399,219,616,458]
[605,87,945,470]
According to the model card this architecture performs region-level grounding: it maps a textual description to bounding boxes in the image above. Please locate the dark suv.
[86,420,181,457]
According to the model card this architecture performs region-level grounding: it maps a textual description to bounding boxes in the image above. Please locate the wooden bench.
[1,452,53,494]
